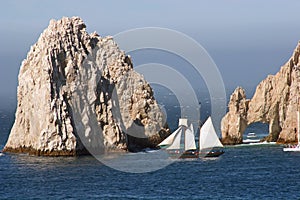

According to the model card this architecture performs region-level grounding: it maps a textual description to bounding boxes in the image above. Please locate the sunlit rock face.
[221,42,300,145]
[221,87,248,145]
[4,17,168,156]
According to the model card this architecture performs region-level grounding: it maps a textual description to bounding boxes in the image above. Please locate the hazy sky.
[1,0,300,105]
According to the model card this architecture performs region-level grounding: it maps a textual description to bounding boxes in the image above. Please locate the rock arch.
[221,42,300,144]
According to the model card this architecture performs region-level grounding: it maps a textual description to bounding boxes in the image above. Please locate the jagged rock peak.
[3,17,169,156]
[221,41,300,145]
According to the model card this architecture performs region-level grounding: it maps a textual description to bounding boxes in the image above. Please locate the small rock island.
[221,42,300,145]
[3,17,169,156]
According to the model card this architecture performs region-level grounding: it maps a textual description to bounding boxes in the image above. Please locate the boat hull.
[166,149,198,159]
[165,149,224,159]
[243,139,260,144]
[198,149,224,157]
[179,150,199,159]
[283,148,300,152]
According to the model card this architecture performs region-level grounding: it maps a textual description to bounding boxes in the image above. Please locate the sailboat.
[158,117,224,158]
[283,109,300,152]
[199,117,224,157]
[158,118,198,159]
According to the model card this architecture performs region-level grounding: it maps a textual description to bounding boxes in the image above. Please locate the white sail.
[166,127,183,150]
[189,123,194,135]
[158,127,181,146]
[159,118,197,151]
[179,118,188,127]
[199,117,223,151]
[185,125,196,150]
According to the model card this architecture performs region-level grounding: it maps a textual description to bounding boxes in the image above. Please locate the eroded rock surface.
[4,17,168,155]
[221,87,249,144]
[221,42,300,144]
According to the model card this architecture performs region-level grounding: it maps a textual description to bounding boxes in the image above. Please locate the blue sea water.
[1,107,300,199]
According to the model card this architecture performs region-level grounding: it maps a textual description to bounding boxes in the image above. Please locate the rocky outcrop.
[3,17,168,156]
[221,42,300,144]
[221,87,249,144]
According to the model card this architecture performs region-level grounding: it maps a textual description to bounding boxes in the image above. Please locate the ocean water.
[1,108,300,199]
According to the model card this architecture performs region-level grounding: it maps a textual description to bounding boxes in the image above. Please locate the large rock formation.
[3,17,168,156]
[221,42,300,144]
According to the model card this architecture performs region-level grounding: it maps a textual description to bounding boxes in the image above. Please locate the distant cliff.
[3,17,169,155]
[221,42,300,144]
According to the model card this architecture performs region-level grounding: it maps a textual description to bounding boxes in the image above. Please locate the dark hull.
[179,150,199,159]
[199,150,224,157]
[166,149,224,159]
[166,149,198,159]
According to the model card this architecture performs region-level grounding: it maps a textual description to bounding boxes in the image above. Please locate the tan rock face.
[221,42,300,144]
[4,17,168,155]
[221,87,249,144]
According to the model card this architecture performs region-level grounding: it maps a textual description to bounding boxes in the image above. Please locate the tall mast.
[199,101,201,151]
[198,119,202,151]
[183,126,185,151]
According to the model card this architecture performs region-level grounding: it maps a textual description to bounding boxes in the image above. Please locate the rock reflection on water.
[5,153,100,171]
[2,149,174,173]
